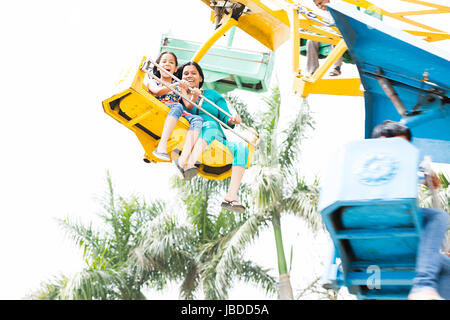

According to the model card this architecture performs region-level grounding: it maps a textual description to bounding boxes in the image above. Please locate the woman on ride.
[175,61,249,213]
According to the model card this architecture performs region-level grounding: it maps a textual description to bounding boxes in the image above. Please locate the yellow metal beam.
[291,3,343,77]
[404,30,450,42]
[292,38,363,97]
[394,9,449,16]
[199,0,291,50]
[389,13,445,33]
[196,0,450,99]
[297,32,338,45]
[293,77,363,97]
[289,0,449,97]
[402,0,450,11]
[298,21,341,44]
[310,39,347,82]
[192,17,238,63]
[290,7,300,75]
[342,0,449,34]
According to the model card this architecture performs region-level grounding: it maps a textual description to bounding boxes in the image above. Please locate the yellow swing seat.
[102,57,257,180]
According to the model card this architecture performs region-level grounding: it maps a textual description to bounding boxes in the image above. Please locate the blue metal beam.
[327,2,450,164]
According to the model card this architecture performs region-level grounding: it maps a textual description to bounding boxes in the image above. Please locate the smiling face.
[314,0,330,10]
[181,64,203,88]
[158,53,178,80]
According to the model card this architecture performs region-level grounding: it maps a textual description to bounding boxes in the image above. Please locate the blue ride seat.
[318,138,425,299]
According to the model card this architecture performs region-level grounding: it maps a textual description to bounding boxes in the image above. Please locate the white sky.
[0,0,448,300]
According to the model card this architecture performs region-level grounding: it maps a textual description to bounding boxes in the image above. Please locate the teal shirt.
[184,89,249,167]
[187,89,235,143]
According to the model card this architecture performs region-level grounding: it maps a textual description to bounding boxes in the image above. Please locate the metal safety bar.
[296,5,335,27]
[142,57,258,148]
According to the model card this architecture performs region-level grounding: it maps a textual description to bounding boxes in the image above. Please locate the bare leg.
[156,115,178,153]
[224,165,245,204]
[177,130,200,166]
[182,138,208,170]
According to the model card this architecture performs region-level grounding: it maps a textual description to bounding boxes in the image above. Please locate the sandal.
[329,66,341,76]
[153,149,171,161]
[173,159,185,179]
[183,167,199,181]
[221,199,246,213]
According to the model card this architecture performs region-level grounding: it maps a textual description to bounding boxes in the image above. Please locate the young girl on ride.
[147,51,203,162]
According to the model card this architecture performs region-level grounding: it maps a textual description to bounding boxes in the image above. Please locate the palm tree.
[131,176,277,299]
[222,87,322,299]
[35,87,319,300]
[32,173,169,299]
[131,92,328,300]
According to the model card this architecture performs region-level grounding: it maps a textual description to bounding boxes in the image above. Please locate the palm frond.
[212,214,268,297]
[171,175,228,198]
[438,172,450,188]
[254,130,279,168]
[282,175,322,231]
[259,87,281,138]
[29,274,68,300]
[437,173,450,212]
[171,175,231,241]
[250,88,281,168]
[179,263,201,299]
[279,98,315,170]
[132,211,199,282]
[225,94,256,128]
[57,217,110,265]
[202,273,225,300]
[252,166,285,212]
[59,269,124,300]
[234,260,277,297]
[105,170,116,214]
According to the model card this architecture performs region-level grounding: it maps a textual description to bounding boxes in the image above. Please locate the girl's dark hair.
[175,61,205,88]
[371,120,412,141]
[153,51,178,78]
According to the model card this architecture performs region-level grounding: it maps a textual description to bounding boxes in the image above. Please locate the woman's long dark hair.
[153,51,178,78]
[175,61,205,88]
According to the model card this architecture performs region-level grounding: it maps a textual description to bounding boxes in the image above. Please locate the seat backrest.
[319,138,420,214]
[318,138,423,299]
[160,35,274,94]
